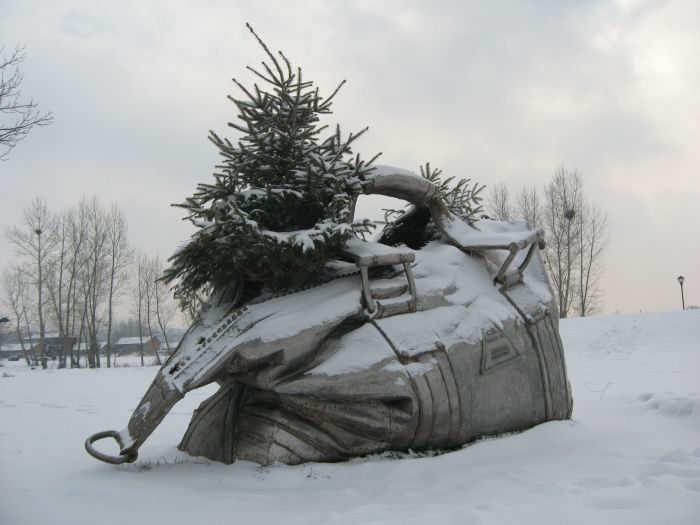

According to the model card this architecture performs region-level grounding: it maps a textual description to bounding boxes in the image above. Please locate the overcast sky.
[1,0,698,317]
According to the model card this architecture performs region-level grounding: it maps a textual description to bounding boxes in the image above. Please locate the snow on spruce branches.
[164,25,379,305]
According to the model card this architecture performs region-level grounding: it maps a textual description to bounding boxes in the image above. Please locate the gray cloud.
[1,0,698,314]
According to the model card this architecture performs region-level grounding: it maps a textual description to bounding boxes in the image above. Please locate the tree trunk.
[14,319,31,366]
[106,258,116,368]
[37,232,47,369]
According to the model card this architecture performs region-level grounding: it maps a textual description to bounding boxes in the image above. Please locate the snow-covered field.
[1,310,698,525]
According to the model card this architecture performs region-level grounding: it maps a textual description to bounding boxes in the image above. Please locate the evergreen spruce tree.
[164,25,378,307]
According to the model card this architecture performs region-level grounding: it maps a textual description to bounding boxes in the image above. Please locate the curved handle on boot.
[364,166,471,248]
[85,430,138,464]
[364,166,543,259]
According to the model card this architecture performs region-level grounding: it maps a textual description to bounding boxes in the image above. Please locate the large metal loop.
[84,430,138,465]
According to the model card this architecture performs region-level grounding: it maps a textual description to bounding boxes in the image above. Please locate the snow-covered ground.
[1,310,698,525]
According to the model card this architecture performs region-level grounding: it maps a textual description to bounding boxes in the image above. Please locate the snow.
[116,337,155,345]
[1,309,699,525]
[343,236,415,261]
[446,221,541,250]
[0,343,26,352]
[75,341,109,351]
[309,323,396,376]
[369,164,421,180]
[288,236,529,377]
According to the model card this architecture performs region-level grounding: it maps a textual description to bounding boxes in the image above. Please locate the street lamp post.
[677,276,685,310]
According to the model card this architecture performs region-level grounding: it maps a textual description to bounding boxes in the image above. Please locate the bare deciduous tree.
[67,206,89,366]
[45,215,69,368]
[142,255,162,365]
[574,202,608,317]
[0,45,53,160]
[542,166,584,318]
[45,205,92,367]
[130,251,152,366]
[78,197,110,368]
[74,277,90,368]
[497,169,608,318]
[516,185,541,229]
[1,267,32,366]
[487,182,513,222]
[134,252,146,367]
[151,256,177,356]
[67,205,90,367]
[5,198,58,368]
[104,204,133,367]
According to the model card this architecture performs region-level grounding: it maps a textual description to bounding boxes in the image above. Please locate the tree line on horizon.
[0,197,179,369]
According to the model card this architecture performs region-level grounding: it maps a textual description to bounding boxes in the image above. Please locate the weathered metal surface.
[85,166,573,465]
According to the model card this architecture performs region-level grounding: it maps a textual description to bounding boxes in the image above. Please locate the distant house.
[113,336,160,355]
[44,336,77,359]
[0,343,28,360]
[74,341,108,353]
[2,335,162,360]
[1,335,76,361]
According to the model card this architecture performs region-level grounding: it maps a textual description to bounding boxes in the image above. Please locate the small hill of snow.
[1,310,698,525]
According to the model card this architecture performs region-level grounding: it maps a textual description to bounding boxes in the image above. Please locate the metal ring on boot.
[85,430,138,464]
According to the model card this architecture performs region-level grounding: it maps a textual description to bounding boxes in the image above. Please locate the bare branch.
[487,182,513,222]
[0,45,53,160]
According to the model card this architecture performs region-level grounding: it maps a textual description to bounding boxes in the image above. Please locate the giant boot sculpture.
[86,166,572,465]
